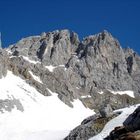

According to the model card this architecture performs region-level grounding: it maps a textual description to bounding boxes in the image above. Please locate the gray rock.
[105,106,140,140]
[0,29,140,110]
[0,96,24,113]
[98,104,113,118]
[123,106,140,131]
[64,114,117,140]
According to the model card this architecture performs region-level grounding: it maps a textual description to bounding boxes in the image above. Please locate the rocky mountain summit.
[0,29,140,110]
[0,29,140,139]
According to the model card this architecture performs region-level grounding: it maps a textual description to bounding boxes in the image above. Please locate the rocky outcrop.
[81,90,139,111]
[123,106,140,132]
[64,91,139,140]
[0,97,24,113]
[105,106,140,140]
[104,126,140,140]
[64,113,118,140]
[9,30,79,66]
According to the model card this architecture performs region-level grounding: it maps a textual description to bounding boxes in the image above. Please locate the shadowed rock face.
[123,106,140,132]
[105,128,140,140]
[0,29,140,109]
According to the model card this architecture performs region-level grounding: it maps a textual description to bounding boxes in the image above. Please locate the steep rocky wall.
[8,30,140,94]
[0,29,140,108]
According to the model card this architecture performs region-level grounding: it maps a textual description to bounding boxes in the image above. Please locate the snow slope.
[109,90,134,98]
[99,90,134,98]
[45,65,66,72]
[90,104,140,140]
[0,71,94,140]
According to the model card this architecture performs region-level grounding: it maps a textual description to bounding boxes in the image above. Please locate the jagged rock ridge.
[0,29,140,109]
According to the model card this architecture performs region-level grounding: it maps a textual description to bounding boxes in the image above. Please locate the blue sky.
[0,0,140,53]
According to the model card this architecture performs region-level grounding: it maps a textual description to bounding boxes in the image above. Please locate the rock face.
[81,89,138,112]
[123,106,140,132]
[105,106,140,140]
[64,113,118,140]
[8,30,140,95]
[0,29,140,108]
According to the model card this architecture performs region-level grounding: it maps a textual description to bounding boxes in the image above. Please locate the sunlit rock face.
[0,29,140,109]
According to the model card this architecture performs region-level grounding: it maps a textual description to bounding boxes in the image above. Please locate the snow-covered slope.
[90,104,140,140]
[99,90,135,98]
[0,71,94,140]
[109,90,134,98]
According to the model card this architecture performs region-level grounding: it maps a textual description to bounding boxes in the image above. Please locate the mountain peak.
[82,30,120,49]
[4,29,140,97]
[0,29,140,140]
